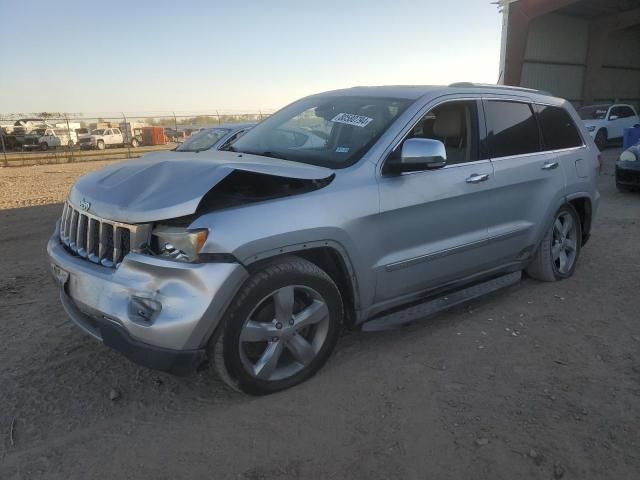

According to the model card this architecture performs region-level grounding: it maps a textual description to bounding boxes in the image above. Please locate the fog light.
[129,296,162,323]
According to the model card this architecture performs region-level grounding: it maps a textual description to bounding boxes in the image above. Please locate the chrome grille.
[59,201,151,268]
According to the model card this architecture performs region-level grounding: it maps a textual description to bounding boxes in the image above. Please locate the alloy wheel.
[552,212,578,274]
[238,285,330,381]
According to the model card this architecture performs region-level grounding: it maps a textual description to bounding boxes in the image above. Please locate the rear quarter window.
[534,105,583,150]
[484,100,541,158]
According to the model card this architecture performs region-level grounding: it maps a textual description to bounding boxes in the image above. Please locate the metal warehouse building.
[499,0,640,108]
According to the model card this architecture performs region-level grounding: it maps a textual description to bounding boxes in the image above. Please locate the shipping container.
[142,126,167,146]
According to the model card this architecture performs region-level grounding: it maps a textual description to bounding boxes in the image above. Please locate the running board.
[361,271,522,332]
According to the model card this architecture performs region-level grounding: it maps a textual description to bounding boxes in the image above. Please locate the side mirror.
[389,138,447,173]
[609,115,619,121]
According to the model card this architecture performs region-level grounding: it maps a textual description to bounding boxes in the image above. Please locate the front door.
[374,99,496,304]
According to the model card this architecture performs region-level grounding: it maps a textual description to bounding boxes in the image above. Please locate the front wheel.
[96,140,105,150]
[210,256,343,395]
[40,142,49,151]
[525,204,582,282]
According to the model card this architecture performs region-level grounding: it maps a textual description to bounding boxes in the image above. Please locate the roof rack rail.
[448,82,552,96]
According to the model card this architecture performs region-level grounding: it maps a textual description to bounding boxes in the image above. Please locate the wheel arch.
[243,241,360,326]
[566,194,592,246]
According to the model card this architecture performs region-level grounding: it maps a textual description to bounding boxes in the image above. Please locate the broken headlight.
[151,225,209,262]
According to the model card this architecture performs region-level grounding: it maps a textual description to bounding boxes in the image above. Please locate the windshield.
[91,129,105,135]
[228,95,412,168]
[578,105,610,120]
[176,128,230,152]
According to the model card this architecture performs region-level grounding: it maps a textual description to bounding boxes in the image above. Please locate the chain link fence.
[0,111,271,167]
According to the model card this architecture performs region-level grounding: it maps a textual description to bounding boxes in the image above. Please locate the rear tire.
[525,204,582,282]
[595,129,607,150]
[209,256,343,395]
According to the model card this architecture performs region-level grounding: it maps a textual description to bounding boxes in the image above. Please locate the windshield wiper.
[253,151,288,160]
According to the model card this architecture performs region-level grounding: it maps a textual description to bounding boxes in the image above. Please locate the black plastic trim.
[99,321,207,376]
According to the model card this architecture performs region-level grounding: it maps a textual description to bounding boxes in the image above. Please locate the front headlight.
[587,126,596,132]
[151,225,209,262]
[619,150,638,162]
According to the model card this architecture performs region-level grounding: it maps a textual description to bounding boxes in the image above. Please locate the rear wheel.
[210,256,343,395]
[526,204,582,282]
[595,129,607,150]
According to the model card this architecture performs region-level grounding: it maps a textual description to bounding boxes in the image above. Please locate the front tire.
[525,204,582,282]
[40,142,48,151]
[96,140,105,150]
[210,256,343,395]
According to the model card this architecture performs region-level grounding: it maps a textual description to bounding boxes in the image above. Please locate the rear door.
[481,99,566,265]
[375,98,495,304]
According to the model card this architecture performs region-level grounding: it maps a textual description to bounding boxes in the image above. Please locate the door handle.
[466,173,489,184]
[542,161,559,170]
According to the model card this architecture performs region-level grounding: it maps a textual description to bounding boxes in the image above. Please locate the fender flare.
[241,239,361,310]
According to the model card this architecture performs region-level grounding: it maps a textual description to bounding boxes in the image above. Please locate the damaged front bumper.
[47,222,248,375]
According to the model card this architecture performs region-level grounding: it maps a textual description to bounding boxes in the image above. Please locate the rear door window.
[534,104,583,150]
[484,100,541,158]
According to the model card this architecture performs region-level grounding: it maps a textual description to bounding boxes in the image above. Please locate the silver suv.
[48,84,600,395]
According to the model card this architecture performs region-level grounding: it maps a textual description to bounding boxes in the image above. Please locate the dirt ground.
[1,150,639,479]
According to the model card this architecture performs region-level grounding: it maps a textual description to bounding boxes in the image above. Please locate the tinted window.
[397,100,480,164]
[534,104,582,150]
[485,101,540,158]
[618,106,635,118]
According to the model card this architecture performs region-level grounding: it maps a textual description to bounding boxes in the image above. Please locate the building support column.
[582,20,611,105]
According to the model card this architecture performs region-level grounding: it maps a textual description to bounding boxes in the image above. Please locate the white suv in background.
[578,103,640,149]
[78,128,124,150]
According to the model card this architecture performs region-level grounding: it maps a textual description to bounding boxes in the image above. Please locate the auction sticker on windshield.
[331,113,374,128]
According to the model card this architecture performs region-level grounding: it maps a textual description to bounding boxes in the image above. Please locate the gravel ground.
[1,149,639,479]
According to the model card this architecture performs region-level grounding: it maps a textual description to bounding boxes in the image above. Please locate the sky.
[0,0,503,115]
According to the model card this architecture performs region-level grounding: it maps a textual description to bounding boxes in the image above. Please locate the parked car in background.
[20,128,47,150]
[12,118,52,145]
[23,128,78,150]
[79,128,124,150]
[119,122,145,147]
[616,142,640,192]
[48,84,599,395]
[164,128,186,143]
[579,103,640,149]
[173,123,254,153]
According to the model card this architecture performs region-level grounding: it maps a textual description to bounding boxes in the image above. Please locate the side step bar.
[361,271,522,332]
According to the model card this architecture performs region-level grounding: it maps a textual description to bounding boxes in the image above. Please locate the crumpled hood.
[69,150,334,223]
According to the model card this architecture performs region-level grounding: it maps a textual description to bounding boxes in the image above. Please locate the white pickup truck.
[78,128,125,150]
[22,128,78,150]
[579,103,640,149]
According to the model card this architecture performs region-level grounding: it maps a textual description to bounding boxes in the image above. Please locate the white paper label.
[331,113,374,128]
